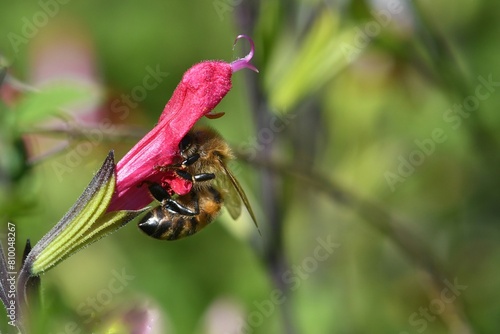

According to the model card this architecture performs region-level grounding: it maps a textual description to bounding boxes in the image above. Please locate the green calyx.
[25,151,147,276]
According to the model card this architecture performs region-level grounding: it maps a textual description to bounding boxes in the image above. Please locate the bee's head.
[179,132,195,158]
[179,127,230,161]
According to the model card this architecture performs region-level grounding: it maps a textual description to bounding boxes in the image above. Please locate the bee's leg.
[147,182,171,202]
[176,169,215,183]
[163,193,200,216]
[147,181,199,216]
[155,152,214,182]
[180,153,200,167]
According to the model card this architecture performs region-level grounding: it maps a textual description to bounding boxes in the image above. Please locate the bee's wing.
[216,158,260,234]
[214,162,242,219]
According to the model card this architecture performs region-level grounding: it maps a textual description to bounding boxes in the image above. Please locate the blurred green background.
[1,0,500,333]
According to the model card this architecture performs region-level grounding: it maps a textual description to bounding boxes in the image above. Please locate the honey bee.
[138,127,259,240]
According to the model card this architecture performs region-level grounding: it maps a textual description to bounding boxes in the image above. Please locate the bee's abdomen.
[138,210,165,239]
[138,208,200,240]
[163,216,198,240]
[138,187,224,241]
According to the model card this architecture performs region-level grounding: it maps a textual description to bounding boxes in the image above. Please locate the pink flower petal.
[108,36,258,212]
[108,61,232,211]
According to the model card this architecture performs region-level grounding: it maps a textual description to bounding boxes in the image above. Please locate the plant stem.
[240,156,476,334]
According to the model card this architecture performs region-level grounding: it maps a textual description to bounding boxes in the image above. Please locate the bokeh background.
[1,0,499,333]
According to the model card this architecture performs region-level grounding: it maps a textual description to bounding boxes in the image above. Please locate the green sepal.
[23,151,146,276]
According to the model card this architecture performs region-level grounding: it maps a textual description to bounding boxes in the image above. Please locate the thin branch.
[26,125,145,143]
[239,154,475,334]
[27,141,70,166]
[4,74,39,93]
[24,125,146,166]
[235,3,296,333]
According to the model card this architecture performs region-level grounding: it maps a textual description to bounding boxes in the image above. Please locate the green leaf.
[14,82,97,128]
[265,10,358,111]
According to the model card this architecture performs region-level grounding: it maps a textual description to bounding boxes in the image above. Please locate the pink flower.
[108,35,257,211]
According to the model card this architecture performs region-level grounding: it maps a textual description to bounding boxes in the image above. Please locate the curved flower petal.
[230,35,259,73]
